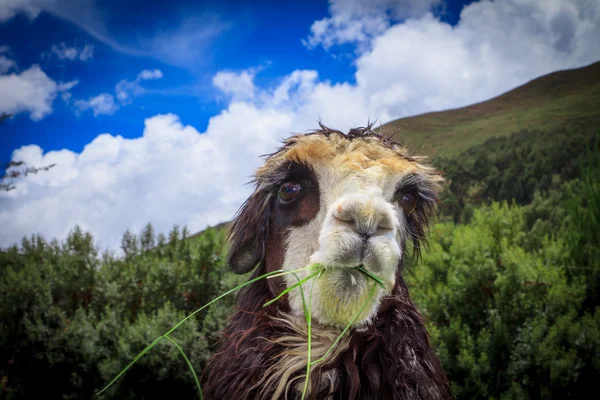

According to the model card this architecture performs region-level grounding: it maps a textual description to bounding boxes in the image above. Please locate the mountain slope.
[384,61,600,157]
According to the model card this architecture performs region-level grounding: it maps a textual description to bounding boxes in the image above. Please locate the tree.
[407,201,600,399]
[0,113,12,123]
[1,161,57,191]
[0,223,243,399]
[1,114,57,191]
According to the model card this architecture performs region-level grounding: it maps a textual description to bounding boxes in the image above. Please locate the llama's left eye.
[399,192,417,215]
[278,182,302,202]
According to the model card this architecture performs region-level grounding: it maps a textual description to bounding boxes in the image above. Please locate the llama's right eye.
[278,182,302,203]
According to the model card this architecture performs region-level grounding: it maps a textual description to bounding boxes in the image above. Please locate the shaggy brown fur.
[203,126,451,399]
[203,264,449,399]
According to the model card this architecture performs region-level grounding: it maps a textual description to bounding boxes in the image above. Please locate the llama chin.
[203,125,451,400]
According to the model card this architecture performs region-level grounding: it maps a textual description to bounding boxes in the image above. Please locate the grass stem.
[263,270,320,308]
[164,335,203,400]
[310,283,378,366]
[97,264,384,398]
[356,266,386,288]
[97,268,288,396]
[290,271,312,400]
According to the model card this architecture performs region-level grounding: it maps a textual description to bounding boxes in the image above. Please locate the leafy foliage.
[438,127,599,223]
[0,225,244,399]
[1,125,599,399]
[407,171,600,398]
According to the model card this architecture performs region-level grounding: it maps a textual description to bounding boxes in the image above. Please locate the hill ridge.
[384,60,600,157]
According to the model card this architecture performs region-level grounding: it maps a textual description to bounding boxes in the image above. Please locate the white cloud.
[58,80,79,102]
[0,55,17,74]
[74,93,119,116]
[137,69,163,80]
[0,1,228,68]
[75,69,163,115]
[115,69,164,105]
[0,0,40,22]
[48,42,95,61]
[1,0,600,250]
[212,69,256,101]
[304,0,442,50]
[78,44,94,60]
[0,64,77,120]
[114,81,135,104]
[147,16,231,67]
[0,112,290,250]
[58,80,79,92]
[51,43,77,60]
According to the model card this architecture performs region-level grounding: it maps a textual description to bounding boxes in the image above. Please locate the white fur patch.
[281,160,410,327]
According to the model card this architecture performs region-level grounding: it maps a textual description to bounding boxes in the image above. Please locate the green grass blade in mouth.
[96,336,164,396]
[289,271,312,400]
[98,264,382,397]
[97,268,289,396]
[355,266,386,289]
[164,335,203,400]
[310,283,378,366]
[266,265,316,279]
[263,270,321,308]
[298,269,323,400]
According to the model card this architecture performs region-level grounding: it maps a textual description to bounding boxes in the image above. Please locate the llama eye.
[399,192,417,215]
[278,182,302,203]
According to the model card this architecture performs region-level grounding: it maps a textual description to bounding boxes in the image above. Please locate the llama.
[203,125,451,400]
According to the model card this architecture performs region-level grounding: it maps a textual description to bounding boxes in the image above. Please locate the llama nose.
[332,195,394,238]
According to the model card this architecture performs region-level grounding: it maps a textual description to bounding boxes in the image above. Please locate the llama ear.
[404,170,443,260]
[227,190,272,274]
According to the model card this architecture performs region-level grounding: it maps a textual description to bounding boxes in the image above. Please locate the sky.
[1,0,599,251]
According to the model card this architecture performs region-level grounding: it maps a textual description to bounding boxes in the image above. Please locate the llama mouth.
[313,264,386,290]
[309,266,384,327]
[353,265,386,288]
[310,262,386,288]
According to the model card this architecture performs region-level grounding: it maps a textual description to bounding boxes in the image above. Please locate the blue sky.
[1,0,599,250]
[0,0,474,165]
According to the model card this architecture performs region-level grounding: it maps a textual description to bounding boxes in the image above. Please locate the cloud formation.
[2,0,600,249]
[48,42,94,61]
[74,93,119,116]
[0,55,17,74]
[0,0,229,68]
[115,69,163,104]
[212,69,256,101]
[0,0,40,22]
[304,0,442,50]
[0,113,288,250]
[74,69,164,116]
[0,59,78,120]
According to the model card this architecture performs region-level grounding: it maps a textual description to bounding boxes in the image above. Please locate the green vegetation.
[0,225,245,399]
[384,61,600,156]
[2,62,600,398]
[438,126,599,223]
[2,131,598,398]
[408,197,600,398]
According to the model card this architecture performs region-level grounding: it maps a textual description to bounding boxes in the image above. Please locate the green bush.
[1,128,599,399]
[438,127,599,222]
[0,225,243,399]
[407,199,600,399]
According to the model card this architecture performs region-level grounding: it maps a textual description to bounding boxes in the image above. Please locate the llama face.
[228,128,441,327]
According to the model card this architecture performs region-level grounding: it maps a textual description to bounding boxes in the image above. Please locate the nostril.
[359,232,371,243]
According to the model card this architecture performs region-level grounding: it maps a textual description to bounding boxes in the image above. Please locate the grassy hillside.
[384,61,600,157]
[191,63,600,238]
[3,64,599,399]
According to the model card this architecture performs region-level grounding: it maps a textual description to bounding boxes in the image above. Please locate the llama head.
[228,125,442,327]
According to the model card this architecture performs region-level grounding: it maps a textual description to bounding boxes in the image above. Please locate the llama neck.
[203,276,450,400]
